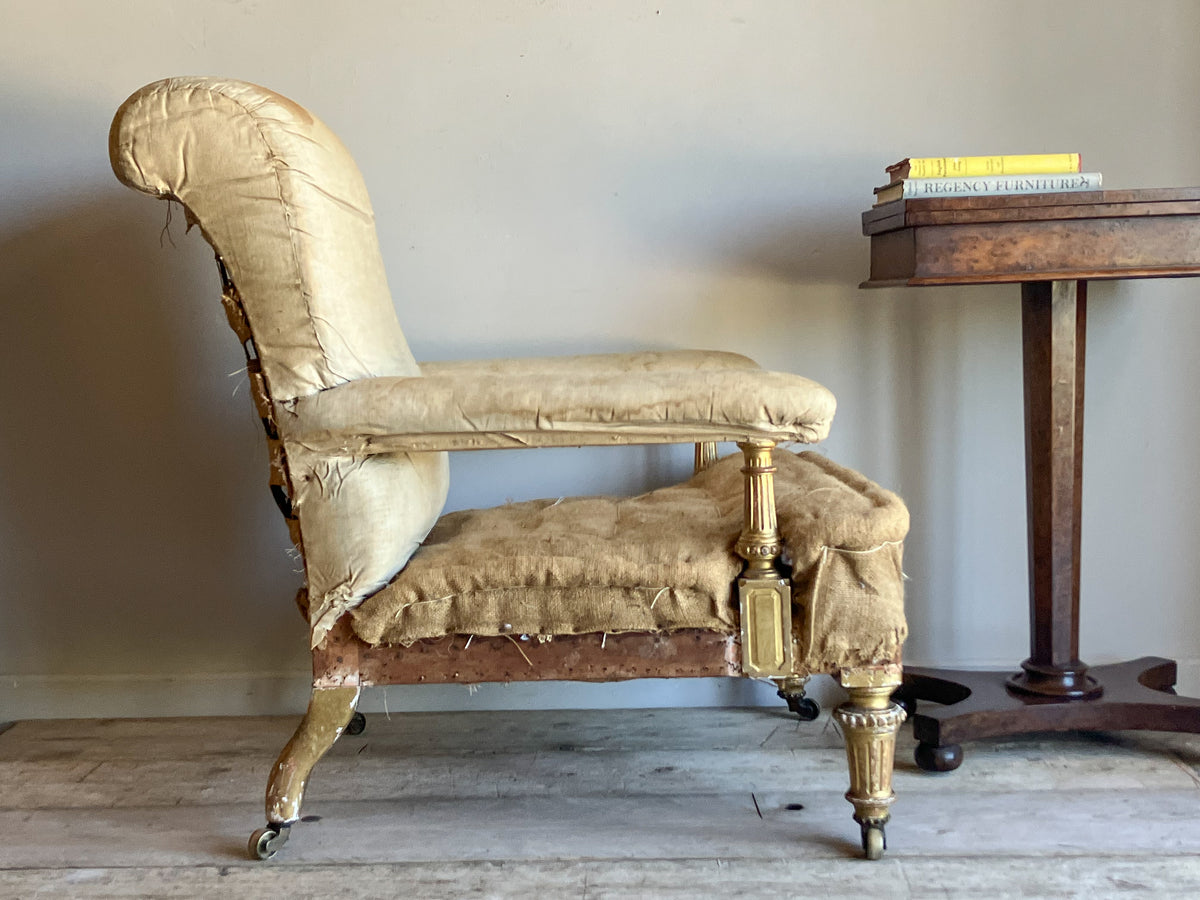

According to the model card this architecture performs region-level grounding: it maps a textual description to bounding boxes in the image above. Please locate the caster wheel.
[346,711,366,736]
[777,688,820,722]
[248,824,289,860]
[861,824,886,860]
[914,741,963,772]
[788,696,821,721]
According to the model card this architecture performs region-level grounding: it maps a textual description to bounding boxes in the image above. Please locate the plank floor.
[2,707,1200,898]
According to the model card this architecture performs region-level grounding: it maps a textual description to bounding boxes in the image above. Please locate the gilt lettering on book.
[873,172,1102,205]
[886,153,1082,180]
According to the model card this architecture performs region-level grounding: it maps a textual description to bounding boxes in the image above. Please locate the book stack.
[872,153,1102,205]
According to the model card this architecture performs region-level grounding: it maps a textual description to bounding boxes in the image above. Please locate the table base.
[895,657,1200,772]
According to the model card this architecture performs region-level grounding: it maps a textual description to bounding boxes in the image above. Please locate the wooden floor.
[2,707,1200,898]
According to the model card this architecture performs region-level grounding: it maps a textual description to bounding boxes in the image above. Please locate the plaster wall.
[2,0,1199,716]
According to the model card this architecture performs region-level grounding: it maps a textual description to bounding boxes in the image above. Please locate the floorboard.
[1,708,1198,898]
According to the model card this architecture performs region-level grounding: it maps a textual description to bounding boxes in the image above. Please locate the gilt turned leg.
[834,665,906,860]
[249,684,360,859]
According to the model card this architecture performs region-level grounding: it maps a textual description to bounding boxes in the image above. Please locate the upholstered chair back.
[110,77,449,640]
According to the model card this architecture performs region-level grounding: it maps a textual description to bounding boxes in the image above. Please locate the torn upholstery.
[353,450,908,672]
[110,77,450,641]
[108,77,852,649]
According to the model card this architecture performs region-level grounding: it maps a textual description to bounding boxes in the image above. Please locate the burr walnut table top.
[861,187,1200,286]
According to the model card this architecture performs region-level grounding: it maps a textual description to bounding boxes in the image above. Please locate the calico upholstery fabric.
[279,363,836,454]
[353,450,908,671]
[108,77,845,647]
[110,77,450,641]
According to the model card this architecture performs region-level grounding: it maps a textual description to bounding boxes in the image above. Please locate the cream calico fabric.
[279,364,835,454]
[353,451,909,671]
[418,351,761,378]
[110,79,419,401]
[110,77,450,642]
[110,77,845,648]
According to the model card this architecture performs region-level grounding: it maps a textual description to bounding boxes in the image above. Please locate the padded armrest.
[419,350,762,378]
[277,361,836,454]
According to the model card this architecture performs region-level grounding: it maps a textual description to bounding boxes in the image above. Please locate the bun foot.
[915,741,963,772]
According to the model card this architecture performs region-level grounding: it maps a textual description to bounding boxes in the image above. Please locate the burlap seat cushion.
[351,451,908,669]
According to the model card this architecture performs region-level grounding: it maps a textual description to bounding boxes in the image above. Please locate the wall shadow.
[0,190,307,687]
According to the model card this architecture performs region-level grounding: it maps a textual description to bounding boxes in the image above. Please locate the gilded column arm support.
[694,441,718,473]
[735,440,783,576]
[735,440,793,677]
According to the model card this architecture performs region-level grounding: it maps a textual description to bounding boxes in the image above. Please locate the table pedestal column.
[897,280,1200,772]
[1007,280,1101,699]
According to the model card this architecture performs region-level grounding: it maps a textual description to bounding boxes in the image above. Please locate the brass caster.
[249,824,290,860]
[861,822,886,860]
[915,741,963,773]
[346,711,367,736]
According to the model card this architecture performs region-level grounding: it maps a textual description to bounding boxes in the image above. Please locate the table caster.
[915,741,963,772]
[248,823,290,860]
[890,688,916,719]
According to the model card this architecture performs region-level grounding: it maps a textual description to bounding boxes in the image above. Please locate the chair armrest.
[418,349,763,379]
[277,364,836,454]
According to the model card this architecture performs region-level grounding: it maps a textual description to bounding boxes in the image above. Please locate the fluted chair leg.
[249,684,361,860]
[735,440,793,678]
[834,666,906,860]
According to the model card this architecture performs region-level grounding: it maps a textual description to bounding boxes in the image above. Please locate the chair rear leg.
[249,684,360,860]
[834,666,906,860]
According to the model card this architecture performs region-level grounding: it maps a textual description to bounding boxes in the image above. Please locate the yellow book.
[887,153,1082,181]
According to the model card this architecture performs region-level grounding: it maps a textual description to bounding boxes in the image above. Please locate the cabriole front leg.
[834,665,906,860]
[249,684,361,860]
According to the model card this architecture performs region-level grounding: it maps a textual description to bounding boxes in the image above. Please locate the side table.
[862,188,1200,771]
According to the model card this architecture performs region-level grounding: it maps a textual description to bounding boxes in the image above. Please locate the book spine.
[899,172,1102,198]
[906,153,1082,178]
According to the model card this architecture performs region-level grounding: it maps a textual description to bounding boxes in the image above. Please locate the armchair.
[110,77,909,860]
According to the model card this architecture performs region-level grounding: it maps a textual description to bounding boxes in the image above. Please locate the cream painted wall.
[2,0,1200,717]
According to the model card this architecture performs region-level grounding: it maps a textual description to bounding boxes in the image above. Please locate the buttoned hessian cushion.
[351,450,908,671]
